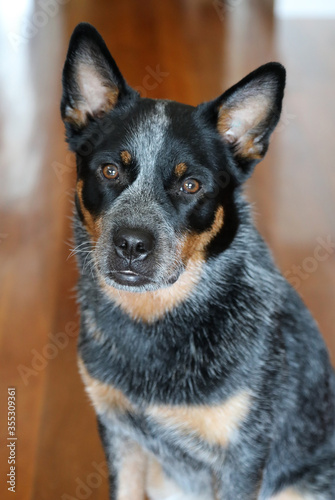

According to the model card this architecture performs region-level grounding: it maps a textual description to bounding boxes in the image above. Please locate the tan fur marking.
[65,88,119,127]
[82,310,104,342]
[270,489,316,500]
[118,442,147,500]
[64,107,87,127]
[120,150,132,165]
[147,391,251,447]
[104,87,119,111]
[218,96,269,160]
[180,205,224,264]
[146,457,190,500]
[100,259,203,323]
[241,136,263,160]
[76,180,102,241]
[174,162,187,178]
[78,358,132,415]
[92,88,119,120]
[217,107,235,137]
[64,65,119,128]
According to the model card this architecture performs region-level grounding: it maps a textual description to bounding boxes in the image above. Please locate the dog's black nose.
[113,228,155,262]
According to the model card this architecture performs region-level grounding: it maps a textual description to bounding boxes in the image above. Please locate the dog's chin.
[101,268,182,293]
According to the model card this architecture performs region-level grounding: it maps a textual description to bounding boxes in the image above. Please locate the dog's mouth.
[104,266,182,291]
[108,269,154,287]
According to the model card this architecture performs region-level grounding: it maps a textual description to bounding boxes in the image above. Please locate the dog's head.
[61,23,285,294]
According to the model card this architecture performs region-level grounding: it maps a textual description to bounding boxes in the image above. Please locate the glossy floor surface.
[0,1,334,498]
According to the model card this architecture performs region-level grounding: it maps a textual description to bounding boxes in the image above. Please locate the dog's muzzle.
[109,227,156,286]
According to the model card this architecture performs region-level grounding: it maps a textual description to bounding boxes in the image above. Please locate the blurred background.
[0,0,334,498]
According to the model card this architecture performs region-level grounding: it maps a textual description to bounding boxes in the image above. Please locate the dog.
[61,23,335,500]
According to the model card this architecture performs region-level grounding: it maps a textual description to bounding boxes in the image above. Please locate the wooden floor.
[0,1,334,498]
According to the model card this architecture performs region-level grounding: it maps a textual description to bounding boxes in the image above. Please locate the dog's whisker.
[68,243,94,260]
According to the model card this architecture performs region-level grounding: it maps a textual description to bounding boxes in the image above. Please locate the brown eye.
[102,164,119,180]
[181,178,201,194]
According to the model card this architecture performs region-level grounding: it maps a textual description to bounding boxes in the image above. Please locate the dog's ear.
[61,23,135,133]
[198,63,286,182]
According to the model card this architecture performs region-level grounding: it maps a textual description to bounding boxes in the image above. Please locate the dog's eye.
[181,179,201,194]
[102,164,119,180]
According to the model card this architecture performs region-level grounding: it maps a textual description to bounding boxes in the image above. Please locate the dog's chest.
[79,358,251,463]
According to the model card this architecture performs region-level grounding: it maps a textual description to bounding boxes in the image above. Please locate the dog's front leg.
[97,417,148,500]
[215,471,261,500]
[214,446,265,500]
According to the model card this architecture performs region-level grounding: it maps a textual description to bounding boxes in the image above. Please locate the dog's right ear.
[61,23,135,134]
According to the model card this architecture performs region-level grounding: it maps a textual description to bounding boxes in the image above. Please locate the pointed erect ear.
[61,23,135,131]
[199,63,286,181]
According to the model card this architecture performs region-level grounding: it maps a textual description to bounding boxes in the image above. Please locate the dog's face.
[61,23,285,293]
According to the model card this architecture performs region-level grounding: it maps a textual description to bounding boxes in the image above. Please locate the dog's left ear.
[61,23,135,133]
[198,63,286,182]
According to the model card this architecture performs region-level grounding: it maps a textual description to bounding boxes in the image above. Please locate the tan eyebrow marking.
[120,150,132,165]
[174,162,187,177]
